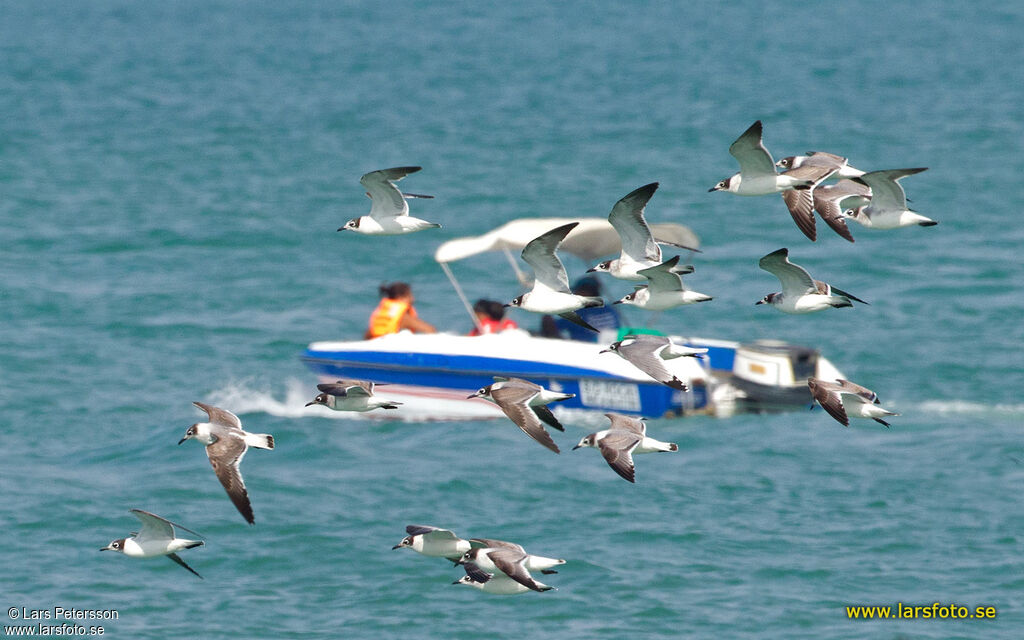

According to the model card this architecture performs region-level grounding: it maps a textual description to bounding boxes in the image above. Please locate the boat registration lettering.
[579,379,641,411]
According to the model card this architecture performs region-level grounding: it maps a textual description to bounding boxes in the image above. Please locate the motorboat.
[300,218,844,420]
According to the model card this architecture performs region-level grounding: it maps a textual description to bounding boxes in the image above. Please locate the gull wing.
[597,430,642,483]
[758,248,816,296]
[495,377,540,391]
[461,561,494,584]
[608,182,661,263]
[605,412,646,436]
[316,382,372,398]
[206,433,255,524]
[804,151,848,168]
[491,386,560,453]
[808,378,851,427]
[637,256,685,293]
[470,538,525,553]
[781,163,838,241]
[193,401,242,430]
[813,180,868,243]
[557,311,600,333]
[418,527,463,543]
[130,509,203,543]
[729,120,777,178]
[167,553,203,579]
[487,549,550,592]
[835,378,881,403]
[360,166,421,221]
[859,168,926,210]
[614,337,688,391]
[532,404,565,432]
[521,222,577,294]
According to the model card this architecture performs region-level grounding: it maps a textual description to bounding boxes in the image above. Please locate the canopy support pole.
[439,261,483,333]
[502,247,530,288]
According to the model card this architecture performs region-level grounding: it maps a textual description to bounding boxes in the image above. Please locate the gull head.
[305,392,330,408]
[392,535,414,551]
[573,434,596,450]
[338,218,361,232]
[467,385,493,400]
[177,424,199,445]
[100,538,126,553]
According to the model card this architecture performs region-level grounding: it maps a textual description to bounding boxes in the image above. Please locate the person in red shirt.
[468,299,518,336]
[365,282,437,339]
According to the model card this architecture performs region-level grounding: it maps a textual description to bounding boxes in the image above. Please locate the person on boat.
[468,299,518,336]
[539,276,621,342]
[365,282,436,339]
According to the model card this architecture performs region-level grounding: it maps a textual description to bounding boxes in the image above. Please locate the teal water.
[2,1,1023,638]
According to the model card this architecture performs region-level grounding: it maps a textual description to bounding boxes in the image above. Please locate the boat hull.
[301,332,708,419]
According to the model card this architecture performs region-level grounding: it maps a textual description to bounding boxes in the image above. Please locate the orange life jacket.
[367,298,413,338]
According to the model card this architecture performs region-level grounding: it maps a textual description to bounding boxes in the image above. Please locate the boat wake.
[204,378,366,420]
[919,400,1024,418]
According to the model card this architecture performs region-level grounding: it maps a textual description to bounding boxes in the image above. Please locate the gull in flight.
[756,248,868,314]
[101,509,205,579]
[507,222,604,332]
[709,121,815,196]
[808,377,900,428]
[587,182,699,281]
[573,413,678,483]
[178,402,275,525]
[338,166,440,235]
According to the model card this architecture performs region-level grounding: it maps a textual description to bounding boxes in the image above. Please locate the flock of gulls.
[103,120,931,593]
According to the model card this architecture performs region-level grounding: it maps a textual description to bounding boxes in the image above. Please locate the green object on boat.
[616,326,666,340]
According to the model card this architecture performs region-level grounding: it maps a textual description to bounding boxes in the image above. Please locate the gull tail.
[245,433,275,450]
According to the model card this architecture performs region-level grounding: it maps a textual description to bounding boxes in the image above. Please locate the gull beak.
[707,186,717,192]
[304,401,316,407]
[99,547,110,551]
[585,267,597,273]
[572,444,582,450]
[177,437,187,445]
[391,544,402,550]
[754,300,764,305]
[612,300,623,305]
[451,579,461,585]
[598,348,611,354]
